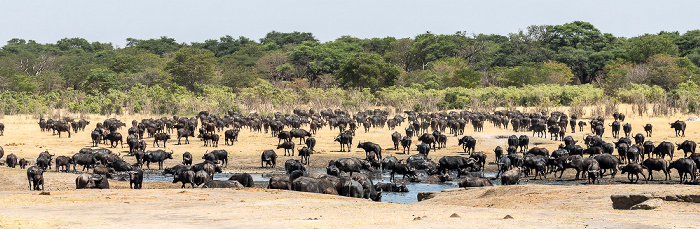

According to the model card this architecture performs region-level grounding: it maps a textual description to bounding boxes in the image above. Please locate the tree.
[164,47,217,90]
[126,36,182,56]
[260,31,317,50]
[335,52,401,91]
[83,68,121,93]
[450,69,481,88]
[626,34,679,63]
[645,54,689,90]
[385,38,415,71]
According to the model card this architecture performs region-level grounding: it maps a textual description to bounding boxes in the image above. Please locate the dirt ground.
[0,105,698,228]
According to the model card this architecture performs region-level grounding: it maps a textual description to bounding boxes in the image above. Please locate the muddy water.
[136,167,683,204]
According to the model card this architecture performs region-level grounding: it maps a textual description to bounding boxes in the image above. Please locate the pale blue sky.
[1,0,698,47]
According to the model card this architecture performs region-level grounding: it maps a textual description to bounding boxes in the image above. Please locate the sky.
[1,0,699,47]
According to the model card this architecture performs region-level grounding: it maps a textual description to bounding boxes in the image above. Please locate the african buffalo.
[261,150,278,168]
[129,169,144,189]
[229,173,254,187]
[375,182,409,192]
[202,180,243,188]
[670,120,686,137]
[501,167,521,185]
[144,150,173,170]
[642,158,669,181]
[285,159,306,174]
[357,142,382,160]
[669,158,697,183]
[676,140,696,157]
[173,170,196,188]
[620,163,646,183]
[458,177,493,187]
[27,166,44,191]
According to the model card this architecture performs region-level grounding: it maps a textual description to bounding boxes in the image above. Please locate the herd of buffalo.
[0,108,698,202]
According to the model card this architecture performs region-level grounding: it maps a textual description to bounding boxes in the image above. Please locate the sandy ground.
[0,105,699,228]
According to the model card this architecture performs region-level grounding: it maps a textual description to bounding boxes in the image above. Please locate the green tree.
[82,68,121,93]
[164,47,217,90]
[626,34,679,63]
[645,54,689,90]
[335,52,401,90]
[126,36,182,56]
[450,69,481,88]
[260,31,317,50]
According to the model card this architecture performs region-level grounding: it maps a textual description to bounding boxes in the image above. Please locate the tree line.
[1,21,699,115]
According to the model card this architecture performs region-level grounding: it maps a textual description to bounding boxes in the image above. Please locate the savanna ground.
[0,104,699,228]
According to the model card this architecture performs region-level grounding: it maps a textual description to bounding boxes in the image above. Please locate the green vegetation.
[1,21,700,116]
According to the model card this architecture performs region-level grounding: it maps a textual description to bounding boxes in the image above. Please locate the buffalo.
[173,170,196,188]
[202,180,243,188]
[290,129,312,144]
[285,159,306,174]
[458,136,477,154]
[653,142,675,160]
[305,137,316,152]
[642,158,669,181]
[153,132,170,148]
[643,124,653,137]
[298,146,312,165]
[357,142,382,160]
[129,169,144,189]
[55,156,73,172]
[400,136,412,154]
[620,163,646,183]
[268,175,292,190]
[76,173,109,189]
[6,153,18,168]
[676,140,696,157]
[501,167,521,185]
[458,177,493,187]
[669,158,697,183]
[375,182,409,192]
[261,150,278,168]
[334,134,353,152]
[229,173,255,187]
[335,158,371,176]
[182,152,193,166]
[27,166,44,191]
[670,120,686,137]
[277,141,295,156]
[391,132,401,150]
[144,150,174,170]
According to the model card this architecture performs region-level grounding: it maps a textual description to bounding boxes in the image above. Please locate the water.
[134,169,690,204]
[142,172,274,188]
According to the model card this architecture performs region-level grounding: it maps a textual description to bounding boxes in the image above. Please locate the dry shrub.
[592,103,605,118]
[632,97,648,116]
[652,95,675,117]
[568,101,586,118]
[604,99,618,117]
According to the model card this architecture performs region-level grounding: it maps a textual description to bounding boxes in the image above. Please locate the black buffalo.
[458,177,493,187]
[669,158,697,183]
[357,142,382,160]
[144,150,174,170]
[261,150,278,168]
[458,136,476,154]
[27,166,44,191]
[670,120,686,137]
[182,152,193,166]
[676,140,696,157]
[229,173,254,187]
[129,169,144,189]
[334,133,353,152]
